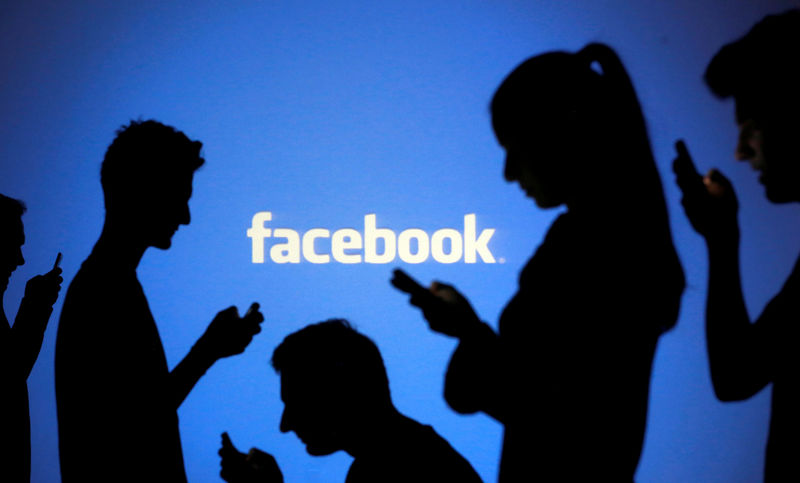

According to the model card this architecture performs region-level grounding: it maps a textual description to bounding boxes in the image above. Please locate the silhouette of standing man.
[1,193,62,483]
[674,10,800,482]
[219,319,482,483]
[56,120,263,482]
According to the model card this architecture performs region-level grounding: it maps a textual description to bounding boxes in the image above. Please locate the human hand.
[20,253,63,318]
[219,432,283,483]
[200,303,264,360]
[391,269,481,338]
[673,140,739,243]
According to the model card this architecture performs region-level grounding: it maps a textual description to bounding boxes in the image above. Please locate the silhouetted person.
[219,319,482,483]
[393,43,685,482]
[55,120,264,482]
[673,10,800,482]
[0,194,62,483]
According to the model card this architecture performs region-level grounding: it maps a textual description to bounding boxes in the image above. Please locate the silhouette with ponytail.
[393,43,684,481]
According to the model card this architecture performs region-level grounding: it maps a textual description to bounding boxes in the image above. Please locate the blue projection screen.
[2,1,800,482]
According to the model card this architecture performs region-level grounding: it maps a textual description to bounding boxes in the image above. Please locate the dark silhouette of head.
[101,120,204,249]
[491,43,684,332]
[705,9,800,203]
[491,43,660,211]
[271,319,392,456]
[0,193,26,292]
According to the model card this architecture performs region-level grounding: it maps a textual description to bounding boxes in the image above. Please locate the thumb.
[221,432,238,451]
[705,169,734,198]
[430,281,459,303]
[222,306,240,318]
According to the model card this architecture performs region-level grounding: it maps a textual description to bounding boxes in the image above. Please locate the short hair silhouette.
[56,119,263,483]
[705,9,800,112]
[100,120,204,208]
[272,319,391,406]
[219,319,483,481]
[0,193,26,224]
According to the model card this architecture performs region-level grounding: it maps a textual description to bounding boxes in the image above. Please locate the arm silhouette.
[10,260,62,380]
[169,303,263,408]
[391,269,505,421]
[218,432,283,483]
[674,140,772,401]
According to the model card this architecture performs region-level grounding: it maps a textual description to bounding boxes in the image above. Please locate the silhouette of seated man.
[219,319,482,483]
[1,194,62,483]
[673,9,800,482]
[55,120,264,482]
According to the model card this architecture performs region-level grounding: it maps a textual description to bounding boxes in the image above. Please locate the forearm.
[11,297,53,379]
[169,337,218,408]
[445,321,505,422]
[705,237,768,399]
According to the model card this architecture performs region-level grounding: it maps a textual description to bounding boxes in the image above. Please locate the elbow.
[446,399,481,416]
[710,374,758,402]
[444,382,481,415]
[713,385,746,403]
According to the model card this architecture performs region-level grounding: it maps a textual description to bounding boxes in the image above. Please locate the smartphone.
[244,302,261,320]
[221,432,234,449]
[391,268,428,298]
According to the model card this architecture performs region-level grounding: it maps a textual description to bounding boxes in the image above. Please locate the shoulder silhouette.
[220,319,482,483]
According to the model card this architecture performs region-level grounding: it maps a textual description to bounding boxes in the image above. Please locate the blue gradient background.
[2,1,800,481]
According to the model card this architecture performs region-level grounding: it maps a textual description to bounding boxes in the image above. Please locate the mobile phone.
[391,268,428,298]
[221,432,234,449]
[244,302,259,319]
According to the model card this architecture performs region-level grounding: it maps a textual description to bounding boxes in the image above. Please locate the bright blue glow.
[3,1,800,481]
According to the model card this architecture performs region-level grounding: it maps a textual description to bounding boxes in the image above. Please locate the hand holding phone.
[673,139,738,240]
[390,268,481,338]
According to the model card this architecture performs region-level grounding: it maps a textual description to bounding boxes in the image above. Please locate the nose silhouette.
[504,153,520,182]
[735,120,758,161]
[279,408,291,433]
[180,203,191,226]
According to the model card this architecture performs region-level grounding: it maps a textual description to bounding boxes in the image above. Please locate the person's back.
[56,250,186,481]
[345,413,481,483]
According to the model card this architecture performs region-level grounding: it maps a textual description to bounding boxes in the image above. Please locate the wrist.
[192,335,220,366]
[705,230,739,252]
[704,220,739,244]
[17,297,52,321]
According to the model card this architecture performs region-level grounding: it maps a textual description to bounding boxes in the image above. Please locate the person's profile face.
[499,129,568,209]
[0,217,24,291]
[278,371,344,456]
[735,101,800,203]
[143,173,193,250]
